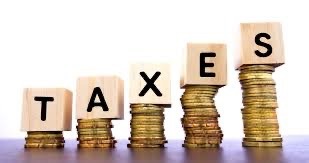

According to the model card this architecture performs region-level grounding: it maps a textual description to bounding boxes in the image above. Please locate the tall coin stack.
[76,118,116,148]
[239,65,282,147]
[180,85,223,148]
[128,104,167,148]
[25,131,65,148]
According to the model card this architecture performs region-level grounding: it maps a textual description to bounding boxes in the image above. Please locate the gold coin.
[130,140,167,144]
[239,64,274,70]
[25,139,65,144]
[239,74,272,81]
[79,139,116,144]
[243,137,282,142]
[24,143,64,148]
[27,134,63,139]
[245,133,281,137]
[184,139,221,145]
[182,123,220,128]
[130,128,164,131]
[129,137,166,141]
[184,129,222,134]
[77,124,113,129]
[130,103,160,107]
[240,79,275,85]
[182,143,219,148]
[244,130,280,134]
[127,144,164,148]
[244,127,279,131]
[130,125,164,129]
[77,137,114,141]
[78,143,115,148]
[133,115,164,119]
[130,133,165,137]
[242,141,282,147]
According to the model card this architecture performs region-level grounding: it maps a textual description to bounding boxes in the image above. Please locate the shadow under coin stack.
[180,85,223,148]
[25,131,65,148]
[128,104,167,148]
[239,65,282,147]
[76,118,116,148]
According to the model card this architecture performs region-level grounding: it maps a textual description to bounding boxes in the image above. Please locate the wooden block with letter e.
[181,43,227,88]
[235,22,285,69]
[129,63,171,107]
[21,88,73,131]
[76,76,124,120]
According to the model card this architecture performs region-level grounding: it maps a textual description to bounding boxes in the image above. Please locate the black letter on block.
[200,52,216,77]
[255,33,272,57]
[34,97,54,121]
[139,71,162,97]
[87,87,109,112]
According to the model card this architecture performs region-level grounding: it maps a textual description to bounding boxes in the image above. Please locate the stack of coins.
[76,118,116,148]
[24,131,65,148]
[239,65,282,147]
[180,85,223,148]
[128,104,167,148]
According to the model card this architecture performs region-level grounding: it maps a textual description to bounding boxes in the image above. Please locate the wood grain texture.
[235,22,285,69]
[76,76,124,120]
[21,88,72,131]
[181,43,227,88]
[129,63,171,107]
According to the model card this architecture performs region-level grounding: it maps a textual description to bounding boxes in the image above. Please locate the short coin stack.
[180,85,223,148]
[76,118,116,148]
[239,65,282,147]
[24,131,65,148]
[128,104,167,148]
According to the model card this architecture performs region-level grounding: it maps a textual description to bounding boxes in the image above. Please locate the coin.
[243,137,282,142]
[25,143,64,148]
[127,144,164,148]
[242,141,282,147]
[182,143,219,148]
[128,104,167,148]
[78,143,115,148]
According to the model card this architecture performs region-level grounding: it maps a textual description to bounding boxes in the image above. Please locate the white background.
[0,0,306,139]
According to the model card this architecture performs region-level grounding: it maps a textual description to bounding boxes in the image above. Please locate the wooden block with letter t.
[21,88,73,131]
[76,76,124,120]
[129,63,171,107]
[180,43,227,88]
[235,22,285,69]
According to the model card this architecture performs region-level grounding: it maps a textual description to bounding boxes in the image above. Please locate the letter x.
[139,71,162,97]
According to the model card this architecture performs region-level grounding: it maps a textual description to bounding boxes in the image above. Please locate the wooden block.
[21,88,72,131]
[129,63,171,107]
[76,76,124,120]
[181,43,227,88]
[236,22,285,69]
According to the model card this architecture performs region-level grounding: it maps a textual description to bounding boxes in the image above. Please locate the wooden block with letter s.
[21,88,73,131]
[76,76,124,120]
[235,22,285,69]
[129,63,171,107]
[181,43,227,88]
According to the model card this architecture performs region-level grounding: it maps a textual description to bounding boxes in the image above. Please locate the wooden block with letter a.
[181,43,227,88]
[21,88,73,131]
[129,63,171,107]
[76,76,124,120]
[235,22,285,69]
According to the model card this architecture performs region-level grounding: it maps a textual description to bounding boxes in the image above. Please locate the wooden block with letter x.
[21,88,73,131]
[76,76,124,120]
[235,22,285,69]
[181,43,227,88]
[129,63,171,107]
